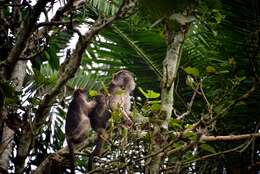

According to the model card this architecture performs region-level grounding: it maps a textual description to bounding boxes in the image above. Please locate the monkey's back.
[65,97,91,144]
[89,94,110,132]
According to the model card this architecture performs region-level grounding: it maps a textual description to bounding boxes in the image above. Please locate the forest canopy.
[0,0,260,173]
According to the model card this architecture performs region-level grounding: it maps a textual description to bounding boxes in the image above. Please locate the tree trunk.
[146,18,189,174]
[0,61,27,173]
[0,124,14,173]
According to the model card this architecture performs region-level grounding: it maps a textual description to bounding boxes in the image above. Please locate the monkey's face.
[112,70,135,91]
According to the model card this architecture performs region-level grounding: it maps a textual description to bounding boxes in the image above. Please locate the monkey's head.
[73,88,87,98]
[111,70,136,92]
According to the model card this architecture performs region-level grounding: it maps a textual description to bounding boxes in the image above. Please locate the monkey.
[87,94,110,172]
[108,70,135,128]
[87,70,136,171]
[65,88,96,174]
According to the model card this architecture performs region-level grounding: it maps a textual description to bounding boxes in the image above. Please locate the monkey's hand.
[122,111,133,128]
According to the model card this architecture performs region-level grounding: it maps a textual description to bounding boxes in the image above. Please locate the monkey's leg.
[121,127,128,147]
[87,138,103,172]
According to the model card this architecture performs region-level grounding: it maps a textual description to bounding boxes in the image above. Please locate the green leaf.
[4,97,17,105]
[184,124,193,129]
[150,103,161,111]
[174,142,185,148]
[89,90,99,97]
[1,82,15,98]
[184,66,200,77]
[28,97,41,105]
[213,9,222,24]
[101,81,109,95]
[111,109,122,123]
[206,66,217,74]
[200,144,216,153]
[47,46,60,70]
[228,57,236,65]
[183,131,197,140]
[138,87,160,99]
[185,75,196,89]
[44,51,50,60]
[169,118,183,129]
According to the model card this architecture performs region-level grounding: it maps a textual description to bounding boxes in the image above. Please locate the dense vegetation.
[0,0,260,173]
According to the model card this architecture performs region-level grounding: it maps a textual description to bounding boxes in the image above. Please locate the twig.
[161,141,251,172]
[175,86,198,120]
[36,21,74,28]
[200,80,211,109]
[218,83,257,117]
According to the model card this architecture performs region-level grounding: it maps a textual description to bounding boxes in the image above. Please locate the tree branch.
[33,0,137,134]
[33,134,96,174]
[175,86,198,120]
[3,0,50,79]
[201,133,260,141]
[36,21,75,28]
[162,141,249,172]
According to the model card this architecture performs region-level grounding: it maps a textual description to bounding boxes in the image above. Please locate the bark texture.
[0,60,27,173]
[147,15,192,173]
[0,124,14,173]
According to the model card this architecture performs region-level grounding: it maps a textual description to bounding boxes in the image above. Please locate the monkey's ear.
[79,88,87,93]
[73,88,87,98]
[112,72,119,82]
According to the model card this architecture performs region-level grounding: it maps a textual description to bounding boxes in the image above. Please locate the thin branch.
[36,21,74,28]
[200,80,211,109]
[201,133,260,141]
[175,87,198,120]
[218,83,257,116]
[50,0,75,22]
[88,139,178,173]
[162,141,251,172]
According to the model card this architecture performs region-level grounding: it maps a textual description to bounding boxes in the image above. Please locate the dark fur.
[65,89,96,174]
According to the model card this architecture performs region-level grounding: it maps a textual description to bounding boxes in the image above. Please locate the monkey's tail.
[68,142,75,174]
[87,138,104,172]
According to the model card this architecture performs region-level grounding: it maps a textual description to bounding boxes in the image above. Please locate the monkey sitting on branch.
[65,70,135,173]
[65,88,97,174]
[87,70,136,170]
[108,70,135,128]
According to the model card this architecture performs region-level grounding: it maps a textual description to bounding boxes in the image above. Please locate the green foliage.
[184,66,200,77]
[89,0,121,16]
[168,118,183,130]
[89,89,99,97]
[206,65,217,74]
[138,87,160,99]
[2,0,260,173]
[199,144,216,154]
[183,130,197,140]
[185,75,197,89]
[85,16,164,89]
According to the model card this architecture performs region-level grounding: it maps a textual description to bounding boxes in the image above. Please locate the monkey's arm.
[121,109,133,128]
[82,100,97,115]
